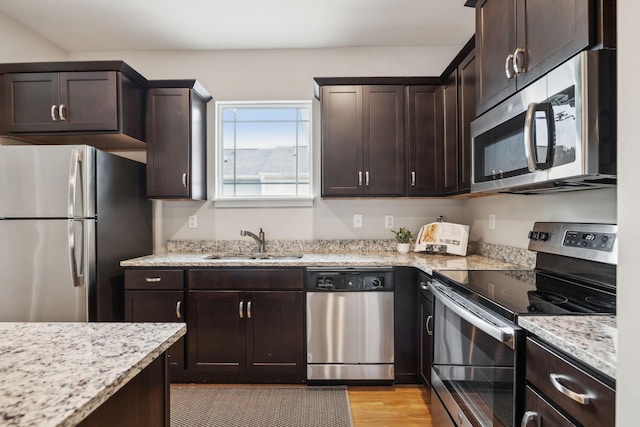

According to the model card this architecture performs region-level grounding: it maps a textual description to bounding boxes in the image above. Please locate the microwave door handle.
[524,102,556,172]
[429,282,516,349]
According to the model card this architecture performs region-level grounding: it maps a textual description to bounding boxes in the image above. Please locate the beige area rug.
[170,385,354,427]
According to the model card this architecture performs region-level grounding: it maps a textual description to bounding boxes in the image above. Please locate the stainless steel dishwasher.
[306,267,394,382]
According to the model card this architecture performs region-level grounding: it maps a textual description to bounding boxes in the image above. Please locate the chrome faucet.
[240,228,266,253]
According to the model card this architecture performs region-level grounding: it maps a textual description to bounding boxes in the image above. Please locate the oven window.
[549,86,577,167]
[432,299,517,427]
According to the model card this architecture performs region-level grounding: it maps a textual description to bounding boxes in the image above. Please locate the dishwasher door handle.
[429,282,517,349]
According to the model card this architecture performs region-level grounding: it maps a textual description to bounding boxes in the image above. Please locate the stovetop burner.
[584,296,617,311]
[528,291,569,305]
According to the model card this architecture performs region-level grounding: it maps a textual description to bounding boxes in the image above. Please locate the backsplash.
[167,239,536,268]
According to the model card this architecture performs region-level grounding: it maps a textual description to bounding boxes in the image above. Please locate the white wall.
[615,0,639,424]
[0,11,66,61]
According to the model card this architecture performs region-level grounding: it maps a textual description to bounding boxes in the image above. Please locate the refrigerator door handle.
[68,149,81,218]
[68,219,84,288]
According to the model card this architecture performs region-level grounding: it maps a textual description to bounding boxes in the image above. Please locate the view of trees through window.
[218,102,311,198]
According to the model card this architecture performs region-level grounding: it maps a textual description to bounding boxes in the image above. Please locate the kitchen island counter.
[0,322,185,427]
[120,252,528,274]
[518,315,617,380]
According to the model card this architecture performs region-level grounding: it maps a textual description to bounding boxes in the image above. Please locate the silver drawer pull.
[411,171,416,187]
[247,301,252,319]
[145,277,162,282]
[520,411,540,427]
[59,104,67,121]
[51,104,58,121]
[549,373,591,405]
[176,301,182,319]
[239,301,244,319]
[426,315,433,336]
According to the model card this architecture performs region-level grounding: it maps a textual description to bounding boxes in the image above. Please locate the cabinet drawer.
[523,385,575,426]
[188,269,304,290]
[125,269,184,290]
[526,337,615,427]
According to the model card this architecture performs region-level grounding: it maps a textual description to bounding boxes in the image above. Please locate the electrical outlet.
[488,213,496,230]
[385,215,394,229]
[188,215,198,229]
[353,214,363,228]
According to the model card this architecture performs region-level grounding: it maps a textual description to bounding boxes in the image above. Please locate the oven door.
[429,282,524,427]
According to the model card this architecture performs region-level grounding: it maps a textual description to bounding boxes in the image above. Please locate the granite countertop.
[0,322,185,427]
[120,252,529,274]
[518,315,617,380]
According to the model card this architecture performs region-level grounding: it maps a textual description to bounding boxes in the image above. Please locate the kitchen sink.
[204,252,304,260]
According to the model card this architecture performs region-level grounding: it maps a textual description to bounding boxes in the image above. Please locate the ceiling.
[0,0,475,52]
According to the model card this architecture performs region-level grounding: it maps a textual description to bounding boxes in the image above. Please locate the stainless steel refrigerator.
[0,145,152,321]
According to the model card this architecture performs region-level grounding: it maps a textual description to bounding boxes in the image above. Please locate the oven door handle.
[429,282,517,349]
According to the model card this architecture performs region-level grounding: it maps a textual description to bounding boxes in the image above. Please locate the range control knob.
[371,278,383,288]
[538,232,549,241]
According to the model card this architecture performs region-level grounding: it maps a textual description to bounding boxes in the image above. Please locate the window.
[216,101,312,205]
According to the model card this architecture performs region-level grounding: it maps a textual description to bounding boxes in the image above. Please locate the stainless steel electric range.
[428,222,617,427]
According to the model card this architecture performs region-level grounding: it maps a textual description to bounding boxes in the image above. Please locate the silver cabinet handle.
[419,281,429,291]
[520,411,540,427]
[505,54,515,79]
[247,301,252,319]
[365,171,370,186]
[176,301,182,319]
[411,171,416,187]
[358,171,363,186]
[51,104,58,121]
[239,301,244,319]
[549,373,591,405]
[426,315,433,336]
[182,173,187,187]
[523,103,538,172]
[145,277,162,283]
[513,48,526,74]
[59,104,67,121]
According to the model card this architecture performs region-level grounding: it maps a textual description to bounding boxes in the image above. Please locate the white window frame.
[214,100,314,208]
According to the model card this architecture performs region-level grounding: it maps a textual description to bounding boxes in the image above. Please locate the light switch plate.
[385,215,394,229]
[188,215,198,229]
[488,213,496,230]
[353,214,363,228]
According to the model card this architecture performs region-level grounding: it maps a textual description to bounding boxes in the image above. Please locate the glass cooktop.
[432,269,617,322]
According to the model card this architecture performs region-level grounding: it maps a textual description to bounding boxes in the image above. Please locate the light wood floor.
[348,385,432,427]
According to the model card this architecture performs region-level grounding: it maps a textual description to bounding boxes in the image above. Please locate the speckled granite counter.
[120,252,529,274]
[518,315,617,380]
[0,322,185,427]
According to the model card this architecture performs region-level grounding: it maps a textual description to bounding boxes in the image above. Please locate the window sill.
[212,196,315,208]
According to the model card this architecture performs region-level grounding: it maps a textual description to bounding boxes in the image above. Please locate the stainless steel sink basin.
[204,252,303,260]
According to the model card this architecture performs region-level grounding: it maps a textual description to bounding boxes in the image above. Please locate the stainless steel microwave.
[471,50,616,194]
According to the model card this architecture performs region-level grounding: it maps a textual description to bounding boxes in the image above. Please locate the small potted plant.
[391,227,414,254]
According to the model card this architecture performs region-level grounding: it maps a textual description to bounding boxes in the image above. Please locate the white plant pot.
[397,243,410,254]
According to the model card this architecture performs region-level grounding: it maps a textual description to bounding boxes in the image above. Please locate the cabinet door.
[246,291,305,382]
[476,0,517,114]
[406,85,442,196]
[3,73,60,132]
[458,50,476,192]
[59,72,118,131]
[515,0,591,88]
[321,85,363,196]
[442,73,458,194]
[187,291,245,376]
[146,88,192,198]
[124,290,185,377]
[363,85,405,195]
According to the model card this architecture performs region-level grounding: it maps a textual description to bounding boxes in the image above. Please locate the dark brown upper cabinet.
[320,84,405,197]
[439,38,476,196]
[405,85,443,196]
[0,61,146,149]
[475,0,615,115]
[146,80,212,200]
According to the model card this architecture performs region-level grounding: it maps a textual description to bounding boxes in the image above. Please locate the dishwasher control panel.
[306,267,394,291]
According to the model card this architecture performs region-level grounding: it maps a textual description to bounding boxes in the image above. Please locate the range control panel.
[563,231,616,252]
[527,222,618,265]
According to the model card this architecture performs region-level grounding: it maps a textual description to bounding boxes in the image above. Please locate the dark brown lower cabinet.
[418,282,434,387]
[124,291,186,381]
[187,289,305,383]
[394,267,418,384]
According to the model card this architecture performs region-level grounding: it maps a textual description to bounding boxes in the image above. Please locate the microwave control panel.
[563,231,616,252]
